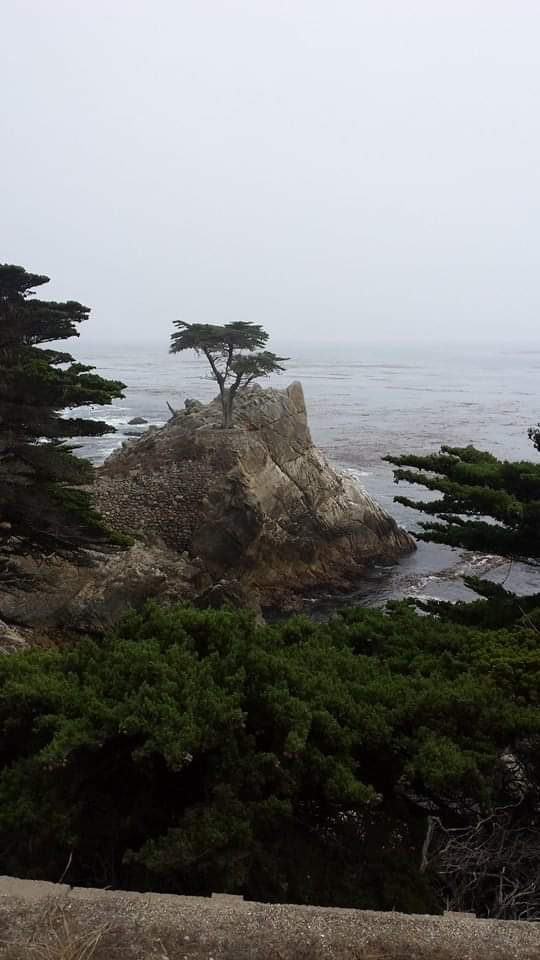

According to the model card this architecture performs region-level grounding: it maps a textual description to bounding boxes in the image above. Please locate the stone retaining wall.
[94,462,215,551]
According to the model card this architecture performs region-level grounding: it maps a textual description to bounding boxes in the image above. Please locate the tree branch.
[203,348,224,390]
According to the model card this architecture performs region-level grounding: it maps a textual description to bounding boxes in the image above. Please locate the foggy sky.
[3,1,540,345]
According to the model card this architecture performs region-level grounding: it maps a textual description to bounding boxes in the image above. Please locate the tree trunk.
[221,389,234,429]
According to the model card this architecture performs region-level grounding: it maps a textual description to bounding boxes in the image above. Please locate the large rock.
[95,382,414,605]
[0,383,413,633]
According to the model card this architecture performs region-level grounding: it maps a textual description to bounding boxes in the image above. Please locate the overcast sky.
[3,1,540,345]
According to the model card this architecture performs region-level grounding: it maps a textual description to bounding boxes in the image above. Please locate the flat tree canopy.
[170,321,287,427]
[0,264,127,567]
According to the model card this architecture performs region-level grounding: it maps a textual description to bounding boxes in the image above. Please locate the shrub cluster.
[0,600,538,914]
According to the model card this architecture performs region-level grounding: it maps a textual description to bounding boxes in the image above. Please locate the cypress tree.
[170,321,288,428]
[385,438,540,563]
[385,433,540,623]
[0,264,126,567]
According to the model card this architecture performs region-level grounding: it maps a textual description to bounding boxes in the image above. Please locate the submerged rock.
[95,382,414,605]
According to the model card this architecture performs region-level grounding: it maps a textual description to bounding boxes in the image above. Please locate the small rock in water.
[128,416,148,425]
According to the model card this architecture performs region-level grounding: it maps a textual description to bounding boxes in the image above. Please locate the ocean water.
[71,339,540,608]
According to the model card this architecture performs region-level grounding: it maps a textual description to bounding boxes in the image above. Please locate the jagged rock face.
[0,544,206,634]
[96,382,414,604]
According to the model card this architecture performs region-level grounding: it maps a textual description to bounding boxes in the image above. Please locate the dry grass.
[0,897,538,960]
[0,910,393,960]
[0,899,388,960]
[0,899,110,960]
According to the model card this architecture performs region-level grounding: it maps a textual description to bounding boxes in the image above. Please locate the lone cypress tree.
[0,264,126,564]
[170,321,288,427]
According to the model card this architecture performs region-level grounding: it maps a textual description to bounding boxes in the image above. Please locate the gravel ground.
[0,880,539,959]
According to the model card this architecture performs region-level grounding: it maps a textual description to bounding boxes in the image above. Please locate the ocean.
[71,339,540,609]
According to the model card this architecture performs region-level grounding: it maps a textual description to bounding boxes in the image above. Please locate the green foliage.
[529,423,540,453]
[384,440,540,562]
[170,321,287,427]
[0,601,539,912]
[170,320,269,355]
[49,484,133,548]
[0,264,126,557]
[417,578,540,630]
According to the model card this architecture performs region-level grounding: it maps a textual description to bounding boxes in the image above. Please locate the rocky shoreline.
[0,382,414,641]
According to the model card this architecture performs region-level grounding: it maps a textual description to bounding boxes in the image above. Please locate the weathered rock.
[96,382,414,605]
[0,619,30,653]
[194,578,263,620]
[0,543,204,634]
[0,384,414,636]
[185,398,204,413]
[128,416,148,425]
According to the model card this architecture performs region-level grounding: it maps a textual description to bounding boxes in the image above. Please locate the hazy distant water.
[71,340,540,608]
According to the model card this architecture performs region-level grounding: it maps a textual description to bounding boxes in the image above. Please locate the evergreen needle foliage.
[1,600,539,915]
[0,265,127,561]
[385,437,540,563]
[170,321,287,427]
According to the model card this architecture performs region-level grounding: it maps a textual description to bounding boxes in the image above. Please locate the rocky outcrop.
[95,382,413,605]
[0,383,413,633]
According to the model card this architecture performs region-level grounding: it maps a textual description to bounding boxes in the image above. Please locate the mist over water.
[72,339,540,608]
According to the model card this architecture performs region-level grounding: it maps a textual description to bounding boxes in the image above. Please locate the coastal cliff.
[96,382,413,604]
